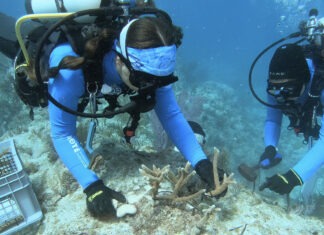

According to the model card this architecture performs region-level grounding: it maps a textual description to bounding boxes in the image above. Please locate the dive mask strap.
[119,19,138,59]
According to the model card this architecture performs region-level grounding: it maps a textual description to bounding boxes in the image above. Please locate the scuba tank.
[25,0,103,14]
[25,0,137,14]
[25,0,106,23]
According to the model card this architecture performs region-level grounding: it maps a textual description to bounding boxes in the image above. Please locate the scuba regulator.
[305,8,324,46]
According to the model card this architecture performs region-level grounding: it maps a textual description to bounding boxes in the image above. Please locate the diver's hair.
[44,16,181,73]
[59,27,117,70]
[126,17,183,49]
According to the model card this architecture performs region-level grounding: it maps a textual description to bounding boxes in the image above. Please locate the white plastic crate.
[0,138,42,235]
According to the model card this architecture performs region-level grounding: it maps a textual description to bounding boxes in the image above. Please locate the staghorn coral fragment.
[197,205,221,228]
[88,153,104,171]
[155,162,205,203]
[139,164,170,181]
[171,189,206,203]
[139,164,170,198]
[207,147,236,197]
[190,205,222,235]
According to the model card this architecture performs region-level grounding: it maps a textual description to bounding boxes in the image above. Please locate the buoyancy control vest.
[13,15,102,119]
[282,97,322,143]
[14,2,178,142]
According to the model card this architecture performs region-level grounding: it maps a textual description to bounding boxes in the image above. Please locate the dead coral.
[198,205,221,227]
[139,147,235,204]
[140,162,205,203]
[139,164,170,198]
[158,162,205,203]
[88,153,104,171]
[207,147,236,197]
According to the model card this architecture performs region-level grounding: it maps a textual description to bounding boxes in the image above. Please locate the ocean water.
[2,0,324,91]
[0,0,323,234]
[156,0,324,86]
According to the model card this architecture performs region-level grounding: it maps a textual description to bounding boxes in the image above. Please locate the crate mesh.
[0,152,17,178]
[0,196,24,233]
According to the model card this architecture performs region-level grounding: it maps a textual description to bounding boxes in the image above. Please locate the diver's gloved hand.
[194,159,227,198]
[84,180,126,217]
[259,169,303,195]
[259,145,282,169]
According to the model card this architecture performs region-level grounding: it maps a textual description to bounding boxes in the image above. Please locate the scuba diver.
[5,0,228,218]
[240,8,324,196]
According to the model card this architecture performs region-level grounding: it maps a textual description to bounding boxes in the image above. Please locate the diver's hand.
[195,159,227,198]
[259,169,303,195]
[84,180,126,217]
[259,145,282,169]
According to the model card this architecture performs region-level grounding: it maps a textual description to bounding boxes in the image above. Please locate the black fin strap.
[55,0,67,13]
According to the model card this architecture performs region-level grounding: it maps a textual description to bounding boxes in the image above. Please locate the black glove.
[259,145,282,169]
[259,169,303,195]
[195,159,227,198]
[84,180,126,217]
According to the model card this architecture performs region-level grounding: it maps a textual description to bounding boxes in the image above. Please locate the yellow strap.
[277,174,289,184]
[290,168,303,185]
[88,190,103,202]
[15,63,28,71]
[15,13,73,66]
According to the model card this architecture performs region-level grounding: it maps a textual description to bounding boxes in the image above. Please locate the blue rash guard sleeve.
[48,43,99,189]
[264,95,283,147]
[154,85,207,167]
[293,90,324,182]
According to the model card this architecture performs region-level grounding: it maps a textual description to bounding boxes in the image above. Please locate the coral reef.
[0,69,322,234]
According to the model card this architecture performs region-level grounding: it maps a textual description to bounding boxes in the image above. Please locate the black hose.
[34,7,170,118]
[248,32,303,109]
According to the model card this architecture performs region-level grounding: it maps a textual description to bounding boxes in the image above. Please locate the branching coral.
[157,162,206,203]
[88,153,104,171]
[197,205,221,229]
[140,147,235,206]
[139,164,170,199]
[140,163,205,203]
[206,147,236,197]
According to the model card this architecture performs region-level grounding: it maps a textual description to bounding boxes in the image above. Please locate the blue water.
[1,0,323,90]
[0,0,323,220]
[154,0,324,89]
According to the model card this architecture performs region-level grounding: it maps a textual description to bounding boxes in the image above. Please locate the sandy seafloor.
[0,60,322,235]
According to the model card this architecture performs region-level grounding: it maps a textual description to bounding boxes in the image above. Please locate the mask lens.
[267,82,301,102]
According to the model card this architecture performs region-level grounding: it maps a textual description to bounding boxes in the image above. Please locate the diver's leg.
[0,13,19,59]
[0,37,19,59]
